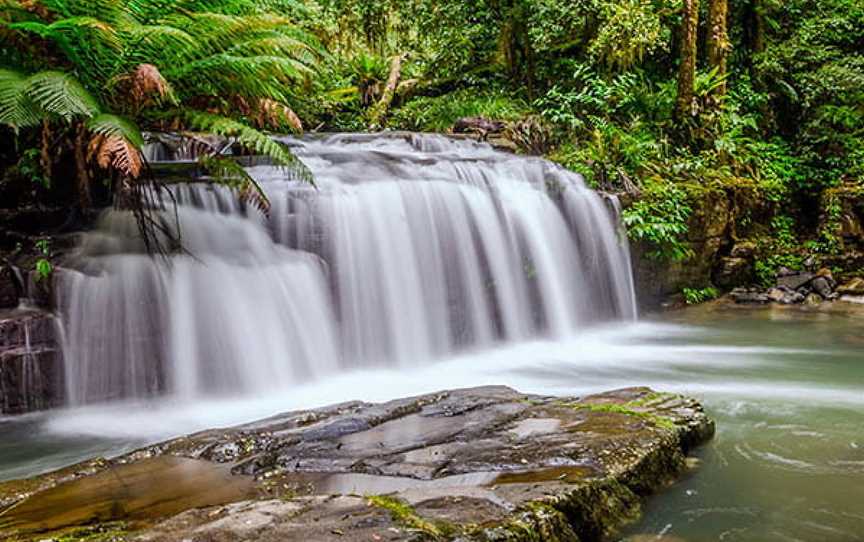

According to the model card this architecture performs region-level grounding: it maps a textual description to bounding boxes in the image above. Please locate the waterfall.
[58,133,636,405]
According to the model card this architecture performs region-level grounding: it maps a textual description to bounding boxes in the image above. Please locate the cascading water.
[57,133,636,405]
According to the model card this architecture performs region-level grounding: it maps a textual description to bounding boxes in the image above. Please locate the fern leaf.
[26,70,101,120]
[0,69,42,128]
[183,110,312,184]
[198,154,270,213]
[87,112,145,147]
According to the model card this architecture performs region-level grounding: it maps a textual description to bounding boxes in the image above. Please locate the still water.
[1,304,862,540]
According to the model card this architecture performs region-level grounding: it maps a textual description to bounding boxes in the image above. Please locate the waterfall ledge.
[0,386,714,541]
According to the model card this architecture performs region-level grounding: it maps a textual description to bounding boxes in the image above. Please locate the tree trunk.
[40,120,52,185]
[676,0,700,120]
[752,0,766,54]
[707,0,729,96]
[74,123,91,208]
[368,53,405,130]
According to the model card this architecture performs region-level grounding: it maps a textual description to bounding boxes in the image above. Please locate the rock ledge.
[0,386,714,541]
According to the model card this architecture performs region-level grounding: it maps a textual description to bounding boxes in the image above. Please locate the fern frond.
[86,113,145,178]
[87,132,144,177]
[27,70,101,120]
[198,154,270,213]
[38,0,123,21]
[183,110,312,184]
[86,112,145,147]
[0,69,42,128]
[169,55,307,102]
[226,36,319,68]
[121,24,199,64]
[0,69,100,127]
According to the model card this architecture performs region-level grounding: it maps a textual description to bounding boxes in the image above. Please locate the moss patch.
[566,397,677,431]
[368,495,453,539]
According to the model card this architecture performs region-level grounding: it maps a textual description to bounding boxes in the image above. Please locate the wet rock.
[837,277,864,296]
[810,276,837,300]
[0,309,63,414]
[766,287,805,305]
[0,386,714,542]
[777,272,814,291]
[804,293,823,306]
[730,287,770,304]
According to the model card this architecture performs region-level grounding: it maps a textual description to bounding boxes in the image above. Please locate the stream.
[2,305,862,540]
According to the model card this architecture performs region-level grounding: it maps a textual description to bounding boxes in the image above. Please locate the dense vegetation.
[2,0,863,291]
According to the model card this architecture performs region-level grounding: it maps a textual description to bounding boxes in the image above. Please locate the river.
[2,304,862,540]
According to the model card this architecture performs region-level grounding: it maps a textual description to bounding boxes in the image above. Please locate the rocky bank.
[0,386,714,542]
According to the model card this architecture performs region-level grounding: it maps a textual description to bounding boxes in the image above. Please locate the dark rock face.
[715,257,752,289]
[0,386,714,542]
[0,309,63,414]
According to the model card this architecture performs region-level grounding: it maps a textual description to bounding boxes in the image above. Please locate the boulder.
[767,287,804,305]
[810,276,837,300]
[777,272,815,291]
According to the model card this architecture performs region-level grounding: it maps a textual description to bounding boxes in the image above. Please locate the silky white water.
[57,133,636,405]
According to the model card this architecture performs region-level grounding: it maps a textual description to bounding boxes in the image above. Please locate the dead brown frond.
[255,98,303,133]
[88,134,143,178]
[114,64,172,111]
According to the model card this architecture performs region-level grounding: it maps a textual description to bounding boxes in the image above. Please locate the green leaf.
[87,113,145,148]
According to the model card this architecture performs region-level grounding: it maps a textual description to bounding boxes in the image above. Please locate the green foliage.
[34,238,52,282]
[682,286,719,305]
[755,253,805,288]
[390,89,529,132]
[18,148,49,188]
[1,0,320,213]
[622,181,693,261]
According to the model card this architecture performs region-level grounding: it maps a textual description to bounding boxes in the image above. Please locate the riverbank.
[0,386,713,541]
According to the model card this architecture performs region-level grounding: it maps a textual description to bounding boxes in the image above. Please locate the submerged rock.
[0,386,714,542]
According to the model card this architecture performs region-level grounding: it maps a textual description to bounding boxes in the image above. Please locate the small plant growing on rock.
[34,239,52,283]
[682,286,719,304]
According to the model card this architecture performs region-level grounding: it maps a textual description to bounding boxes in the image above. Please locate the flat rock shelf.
[0,386,714,542]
